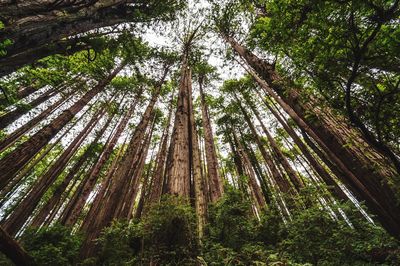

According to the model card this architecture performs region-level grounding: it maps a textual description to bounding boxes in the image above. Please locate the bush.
[21,224,82,266]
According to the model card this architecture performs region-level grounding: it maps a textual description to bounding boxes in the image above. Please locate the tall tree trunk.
[147,95,174,206]
[237,95,305,191]
[0,85,60,129]
[231,131,266,213]
[0,63,124,190]
[29,113,114,228]
[0,1,179,75]
[0,105,90,205]
[79,68,169,258]
[0,91,73,153]
[165,59,191,197]
[189,80,207,241]
[1,110,102,236]
[224,35,400,239]
[60,103,136,226]
[199,78,223,202]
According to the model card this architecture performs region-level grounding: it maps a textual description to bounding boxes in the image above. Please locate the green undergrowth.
[0,190,399,265]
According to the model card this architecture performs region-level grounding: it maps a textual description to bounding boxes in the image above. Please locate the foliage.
[21,224,82,266]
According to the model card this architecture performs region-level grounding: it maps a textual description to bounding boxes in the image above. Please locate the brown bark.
[199,79,223,202]
[0,84,60,129]
[0,1,181,75]
[0,63,124,190]
[60,103,136,226]
[0,106,90,205]
[79,68,169,258]
[232,131,266,212]
[0,91,72,153]
[257,93,349,201]
[225,36,400,239]
[237,95,304,191]
[165,59,191,197]
[147,95,174,205]
[189,80,207,240]
[1,110,102,236]
[30,113,114,228]
[0,226,32,266]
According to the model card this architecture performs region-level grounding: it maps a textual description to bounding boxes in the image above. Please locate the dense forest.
[0,0,399,265]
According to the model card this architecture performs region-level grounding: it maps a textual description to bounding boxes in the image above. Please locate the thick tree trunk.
[165,59,191,197]
[0,1,180,75]
[0,226,32,266]
[199,79,223,202]
[0,63,124,190]
[1,110,102,236]
[225,35,400,239]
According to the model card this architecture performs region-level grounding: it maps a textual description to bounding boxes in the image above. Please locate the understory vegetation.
[1,189,398,265]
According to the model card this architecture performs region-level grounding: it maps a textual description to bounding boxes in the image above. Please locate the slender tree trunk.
[60,103,136,226]
[199,79,223,202]
[30,113,113,228]
[189,80,207,241]
[147,95,174,206]
[0,91,73,153]
[0,85,60,129]
[224,35,400,238]
[1,110,102,236]
[79,67,169,259]
[0,63,124,190]
[232,132,266,212]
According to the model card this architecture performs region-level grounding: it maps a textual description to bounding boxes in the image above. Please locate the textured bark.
[189,80,207,240]
[61,103,136,226]
[1,110,102,236]
[199,80,223,202]
[232,132,266,212]
[0,91,72,153]
[0,106,89,205]
[0,226,32,266]
[256,92,349,201]
[79,68,168,259]
[225,35,400,239]
[165,59,191,197]
[0,84,60,129]
[0,63,124,190]
[0,0,181,75]
[243,98,305,191]
[30,113,113,228]
[147,95,174,205]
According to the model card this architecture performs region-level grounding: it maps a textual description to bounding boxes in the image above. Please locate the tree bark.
[1,109,102,236]
[165,59,191,197]
[60,103,136,226]
[224,35,400,239]
[199,79,223,202]
[0,84,60,129]
[30,113,113,228]
[0,63,124,190]
[0,90,72,153]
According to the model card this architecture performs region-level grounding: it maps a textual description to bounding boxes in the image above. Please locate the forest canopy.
[0,0,399,265]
